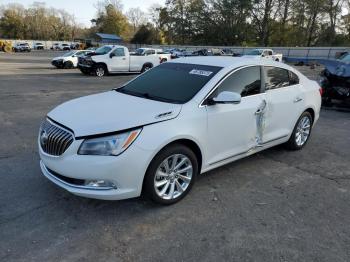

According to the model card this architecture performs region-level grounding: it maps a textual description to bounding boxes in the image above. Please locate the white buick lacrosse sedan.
[39,57,321,204]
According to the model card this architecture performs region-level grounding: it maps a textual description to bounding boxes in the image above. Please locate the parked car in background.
[51,43,60,50]
[78,45,161,77]
[222,48,241,57]
[70,42,81,50]
[33,43,44,50]
[132,48,172,63]
[51,50,93,69]
[192,48,225,56]
[59,43,71,51]
[243,49,283,62]
[39,57,321,204]
[165,48,186,59]
[319,52,350,104]
[13,43,31,52]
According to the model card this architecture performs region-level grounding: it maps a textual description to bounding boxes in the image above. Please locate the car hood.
[241,55,260,58]
[52,56,65,61]
[324,60,350,77]
[48,91,182,138]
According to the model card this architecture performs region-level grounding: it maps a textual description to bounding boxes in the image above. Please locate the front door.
[109,48,129,72]
[205,66,267,165]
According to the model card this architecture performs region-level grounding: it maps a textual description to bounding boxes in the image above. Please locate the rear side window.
[289,71,300,85]
[265,66,290,90]
[216,66,261,97]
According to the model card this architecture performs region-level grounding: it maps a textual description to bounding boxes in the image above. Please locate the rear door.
[263,66,304,143]
[109,47,129,72]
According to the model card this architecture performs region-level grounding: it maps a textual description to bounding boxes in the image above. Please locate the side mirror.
[109,53,115,58]
[209,91,241,105]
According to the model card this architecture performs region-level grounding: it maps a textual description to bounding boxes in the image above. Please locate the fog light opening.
[84,180,117,189]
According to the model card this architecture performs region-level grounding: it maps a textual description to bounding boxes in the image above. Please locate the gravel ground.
[0,51,349,262]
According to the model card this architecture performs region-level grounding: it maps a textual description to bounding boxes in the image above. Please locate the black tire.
[143,144,198,205]
[160,58,167,63]
[275,58,279,62]
[63,61,73,69]
[285,111,313,150]
[141,63,153,73]
[94,64,107,77]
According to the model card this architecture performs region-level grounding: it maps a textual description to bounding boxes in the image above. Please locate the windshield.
[246,50,262,55]
[95,46,112,55]
[63,51,75,57]
[339,53,350,62]
[116,63,222,104]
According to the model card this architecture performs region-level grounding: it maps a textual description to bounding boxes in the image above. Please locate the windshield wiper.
[115,88,180,104]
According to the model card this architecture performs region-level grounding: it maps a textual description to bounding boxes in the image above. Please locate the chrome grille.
[39,119,74,156]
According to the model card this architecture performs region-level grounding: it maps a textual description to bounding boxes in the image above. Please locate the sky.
[0,0,165,27]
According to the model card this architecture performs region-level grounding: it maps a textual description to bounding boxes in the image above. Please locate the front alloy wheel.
[154,154,193,200]
[144,144,198,204]
[95,65,106,77]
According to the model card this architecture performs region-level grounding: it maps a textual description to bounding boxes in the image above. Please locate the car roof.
[169,56,285,69]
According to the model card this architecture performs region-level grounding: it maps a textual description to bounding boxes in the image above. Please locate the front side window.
[117,63,222,104]
[134,48,145,55]
[145,50,155,55]
[216,66,261,97]
[112,48,125,57]
[265,66,290,90]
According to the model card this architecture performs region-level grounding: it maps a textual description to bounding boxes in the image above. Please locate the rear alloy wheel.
[144,144,198,205]
[141,64,152,73]
[94,65,106,77]
[285,111,313,150]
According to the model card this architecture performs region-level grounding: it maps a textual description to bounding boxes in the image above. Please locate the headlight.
[78,128,142,156]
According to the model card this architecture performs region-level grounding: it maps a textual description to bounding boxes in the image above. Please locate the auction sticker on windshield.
[189,69,213,76]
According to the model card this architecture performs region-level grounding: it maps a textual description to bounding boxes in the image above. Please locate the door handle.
[255,99,267,115]
[294,97,303,103]
[255,109,263,115]
[122,58,126,60]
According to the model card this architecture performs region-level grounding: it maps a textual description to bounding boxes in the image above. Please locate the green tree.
[131,23,161,44]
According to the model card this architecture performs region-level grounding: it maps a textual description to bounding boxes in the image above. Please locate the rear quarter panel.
[301,78,322,124]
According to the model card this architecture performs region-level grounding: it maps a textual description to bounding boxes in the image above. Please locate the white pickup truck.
[243,49,283,62]
[78,45,161,77]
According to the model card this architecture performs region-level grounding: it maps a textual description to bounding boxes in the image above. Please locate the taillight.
[319,87,324,96]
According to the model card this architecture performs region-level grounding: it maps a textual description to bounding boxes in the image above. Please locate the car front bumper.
[52,60,64,68]
[39,138,154,200]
